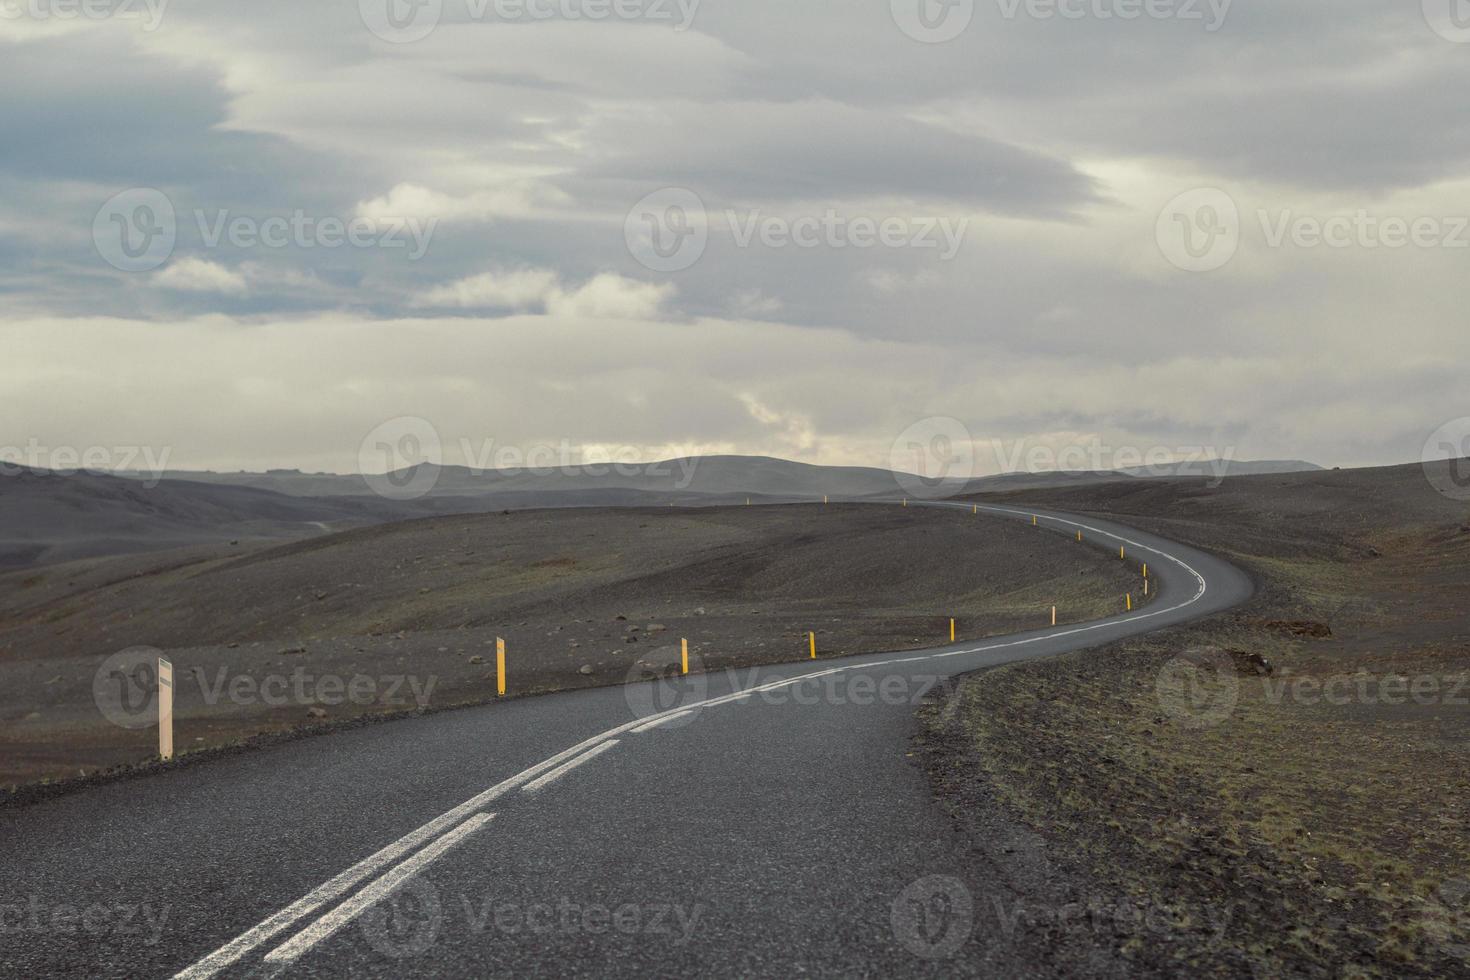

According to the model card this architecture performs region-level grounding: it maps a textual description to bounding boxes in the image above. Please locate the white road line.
[632,710,693,732]
[522,740,620,793]
[171,809,484,980]
[175,504,1226,977]
[264,813,494,965]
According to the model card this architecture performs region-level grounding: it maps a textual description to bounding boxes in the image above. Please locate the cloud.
[413,267,560,309]
[545,273,674,320]
[415,268,672,320]
[153,258,248,295]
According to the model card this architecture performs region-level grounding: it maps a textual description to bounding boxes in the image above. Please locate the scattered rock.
[578,664,594,675]
[280,645,307,655]
[468,655,485,665]
[693,607,706,616]
[614,615,627,621]
[645,624,667,632]
[315,591,328,601]
[1228,650,1274,676]
[306,707,327,720]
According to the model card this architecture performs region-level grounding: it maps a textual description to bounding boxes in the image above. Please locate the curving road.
[0,505,1253,979]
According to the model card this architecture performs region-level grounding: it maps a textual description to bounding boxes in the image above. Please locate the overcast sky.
[3,0,1467,477]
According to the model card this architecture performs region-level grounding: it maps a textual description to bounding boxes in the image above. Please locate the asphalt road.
[0,504,1254,978]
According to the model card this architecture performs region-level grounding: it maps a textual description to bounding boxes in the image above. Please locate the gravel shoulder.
[917,463,1470,977]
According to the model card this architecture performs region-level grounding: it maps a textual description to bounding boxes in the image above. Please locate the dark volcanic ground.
[0,503,1146,790]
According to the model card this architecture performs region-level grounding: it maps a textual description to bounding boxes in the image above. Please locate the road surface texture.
[0,504,1253,978]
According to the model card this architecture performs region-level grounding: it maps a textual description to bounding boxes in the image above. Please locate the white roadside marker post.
[158,657,174,761]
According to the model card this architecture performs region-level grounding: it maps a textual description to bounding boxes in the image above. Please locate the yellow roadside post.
[496,637,506,696]
[1143,563,1148,579]
[1076,530,1082,542]
[681,638,689,675]
[1051,606,1057,626]
[972,505,977,515]
[808,631,816,659]
[1120,545,1126,560]
[1032,515,1037,526]
[1126,593,1133,612]
[950,618,956,643]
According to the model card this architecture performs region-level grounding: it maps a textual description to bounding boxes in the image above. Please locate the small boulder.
[306,707,327,720]
[578,664,594,675]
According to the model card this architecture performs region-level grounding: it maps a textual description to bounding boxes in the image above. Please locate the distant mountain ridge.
[122,455,1324,499]
[3,455,1324,568]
